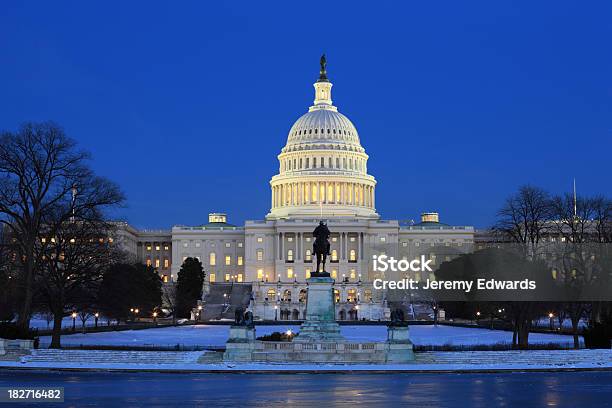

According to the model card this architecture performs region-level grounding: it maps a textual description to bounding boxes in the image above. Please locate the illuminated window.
[287,250,294,262]
[155,245,160,251]
[224,273,230,282]
[334,289,340,303]
[225,242,231,247]
[332,237,337,242]
[147,245,152,251]
[402,242,408,247]
[164,258,169,269]
[331,269,337,279]
[287,237,293,242]
[267,288,276,300]
[238,242,243,248]
[287,268,294,279]
[349,250,356,261]
[552,269,557,280]
[415,242,420,247]
[380,237,386,242]
[347,289,357,303]
[305,249,312,261]
[305,268,311,279]
[257,237,263,243]
[209,273,216,283]
[331,249,338,261]
[163,275,169,283]
[350,237,355,242]
[257,269,264,280]
[209,252,216,266]
[225,255,231,265]
[350,269,356,279]
[155,259,160,268]
[146,258,152,267]
[164,245,169,250]
[237,274,243,282]
[257,249,264,261]
[238,256,243,266]
[183,242,188,248]
[364,289,372,302]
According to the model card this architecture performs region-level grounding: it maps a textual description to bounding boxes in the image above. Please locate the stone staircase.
[202,283,253,321]
[21,349,206,365]
[416,349,612,366]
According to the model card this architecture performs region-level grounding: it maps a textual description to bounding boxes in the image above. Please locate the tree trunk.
[17,241,35,331]
[571,315,581,349]
[49,313,63,349]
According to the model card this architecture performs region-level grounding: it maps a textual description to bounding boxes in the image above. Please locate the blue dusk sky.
[1,1,610,229]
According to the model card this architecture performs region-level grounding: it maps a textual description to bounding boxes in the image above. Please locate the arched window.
[347,289,357,303]
[209,252,216,266]
[334,289,340,303]
[299,289,307,303]
[364,289,372,302]
[331,249,338,262]
[282,289,292,302]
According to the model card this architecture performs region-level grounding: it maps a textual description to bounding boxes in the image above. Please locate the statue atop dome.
[318,54,329,82]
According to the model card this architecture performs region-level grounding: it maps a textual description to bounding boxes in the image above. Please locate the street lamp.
[197,305,203,322]
[153,311,158,324]
[71,312,77,332]
[549,312,554,330]
[94,312,99,328]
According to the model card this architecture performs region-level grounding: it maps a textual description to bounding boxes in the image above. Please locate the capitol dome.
[267,56,378,220]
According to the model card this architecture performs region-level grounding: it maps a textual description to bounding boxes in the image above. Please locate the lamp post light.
[153,311,158,324]
[197,305,203,322]
[548,312,554,331]
[71,312,77,332]
[94,312,99,328]
[134,308,139,322]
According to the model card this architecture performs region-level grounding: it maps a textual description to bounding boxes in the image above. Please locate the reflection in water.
[1,371,611,407]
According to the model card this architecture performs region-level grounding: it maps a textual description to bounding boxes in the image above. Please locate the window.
[195,242,201,248]
[257,249,264,261]
[257,269,264,280]
[287,237,293,242]
[155,258,160,268]
[415,242,420,247]
[305,249,312,261]
[331,249,338,262]
[238,242,243,248]
[349,250,356,261]
[364,289,372,302]
[331,269,337,279]
[225,255,231,266]
[155,245,160,251]
[183,242,188,248]
[209,274,216,283]
[163,258,169,269]
[237,274,243,283]
[332,237,337,242]
[209,252,216,266]
[237,256,243,266]
[334,289,340,303]
[224,273,230,282]
[350,237,356,242]
[287,250,294,262]
[380,237,386,243]
[347,289,357,303]
[162,275,169,283]
[225,242,231,248]
[402,242,408,247]
[146,258,152,267]
[287,268,294,279]
[350,269,356,280]
[305,268,311,279]
[257,237,263,243]
[267,288,276,300]
[146,245,152,251]
[164,245,169,250]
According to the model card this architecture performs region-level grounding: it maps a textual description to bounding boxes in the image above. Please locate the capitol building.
[117,59,475,321]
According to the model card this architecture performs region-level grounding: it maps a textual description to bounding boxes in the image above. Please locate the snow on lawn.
[39,324,580,348]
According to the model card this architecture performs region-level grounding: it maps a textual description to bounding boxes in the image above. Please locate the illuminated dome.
[267,56,378,220]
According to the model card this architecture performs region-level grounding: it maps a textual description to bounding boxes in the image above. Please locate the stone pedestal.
[223,326,257,361]
[293,276,344,342]
[385,325,415,363]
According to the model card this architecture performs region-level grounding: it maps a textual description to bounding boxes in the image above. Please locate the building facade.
[118,63,476,321]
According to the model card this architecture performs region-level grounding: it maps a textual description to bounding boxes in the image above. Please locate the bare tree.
[162,283,178,324]
[493,185,553,348]
[0,122,124,330]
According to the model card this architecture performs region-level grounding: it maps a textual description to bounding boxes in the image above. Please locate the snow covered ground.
[38,324,581,348]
